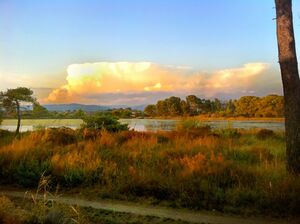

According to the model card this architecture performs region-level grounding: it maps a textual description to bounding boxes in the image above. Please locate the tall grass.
[0,174,88,224]
[0,126,299,216]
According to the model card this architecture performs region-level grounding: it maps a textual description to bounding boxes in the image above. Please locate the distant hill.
[42,104,146,112]
[110,104,146,111]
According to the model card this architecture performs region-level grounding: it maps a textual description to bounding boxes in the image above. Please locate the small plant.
[15,160,50,187]
[0,129,14,146]
[63,168,86,187]
[33,124,46,131]
[82,113,128,132]
[0,195,30,223]
[41,127,77,145]
[176,119,211,137]
[176,119,202,131]
[218,128,241,138]
[256,129,275,140]
[157,134,170,144]
[26,174,88,224]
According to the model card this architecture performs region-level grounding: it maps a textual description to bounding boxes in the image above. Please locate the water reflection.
[0,119,284,132]
[120,119,284,132]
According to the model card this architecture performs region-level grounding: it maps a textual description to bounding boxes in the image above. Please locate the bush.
[0,129,14,146]
[14,160,50,187]
[218,128,241,138]
[63,168,86,187]
[157,134,170,144]
[0,110,3,125]
[82,113,128,132]
[249,147,273,162]
[0,129,10,138]
[227,150,259,164]
[176,119,211,137]
[0,196,29,224]
[41,128,77,145]
[256,129,275,140]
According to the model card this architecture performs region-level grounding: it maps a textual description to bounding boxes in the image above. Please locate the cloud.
[44,62,281,105]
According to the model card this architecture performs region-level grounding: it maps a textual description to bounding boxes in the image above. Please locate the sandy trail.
[1,190,296,224]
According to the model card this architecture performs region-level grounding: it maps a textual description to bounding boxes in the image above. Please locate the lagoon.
[0,118,285,132]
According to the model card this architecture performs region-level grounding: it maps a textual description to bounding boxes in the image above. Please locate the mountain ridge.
[42,103,146,112]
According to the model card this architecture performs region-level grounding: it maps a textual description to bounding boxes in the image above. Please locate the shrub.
[0,129,11,138]
[41,128,77,145]
[81,128,99,140]
[44,210,67,224]
[63,168,86,187]
[14,160,50,187]
[122,179,172,200]
[227,150,257,164]
[82,113,128,132]
[157,134,170,144]
[249,147,274,162]
[218,128,241,138]
[0,196,29,224]
[114,131,152,145]
[256,129,275,140]
[0,112,2,125]
[176,119,211,137]
[0,129,14,146]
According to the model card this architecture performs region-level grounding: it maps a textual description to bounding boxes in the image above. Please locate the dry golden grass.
[0,127,299,216]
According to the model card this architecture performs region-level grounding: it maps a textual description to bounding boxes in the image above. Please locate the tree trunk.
[275,0,300,173]
[16,100,21,135]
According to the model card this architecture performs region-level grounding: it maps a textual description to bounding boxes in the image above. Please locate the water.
[0,118,285,132]
[0,119,82,132]
[121,119,284,131]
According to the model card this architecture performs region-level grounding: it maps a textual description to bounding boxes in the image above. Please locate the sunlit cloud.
[44,62,281,105]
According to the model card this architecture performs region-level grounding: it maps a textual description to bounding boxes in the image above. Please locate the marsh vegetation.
[0,120,299,218]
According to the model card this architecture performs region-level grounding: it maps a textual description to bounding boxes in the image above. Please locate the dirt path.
[1,190,296,224]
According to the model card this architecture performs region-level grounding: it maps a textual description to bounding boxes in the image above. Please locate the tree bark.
[16,100,21,135]
[275,0,300,173]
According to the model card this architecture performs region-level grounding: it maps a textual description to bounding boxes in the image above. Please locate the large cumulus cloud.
[44,62,281,105]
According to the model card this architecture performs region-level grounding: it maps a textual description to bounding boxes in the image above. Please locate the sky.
[0,0,299,105]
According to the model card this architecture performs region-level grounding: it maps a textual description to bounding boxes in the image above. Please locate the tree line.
[144,94,284,118]
[0,93,143,121]
[0,89,285,125]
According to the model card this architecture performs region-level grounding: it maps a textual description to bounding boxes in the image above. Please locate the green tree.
[0,87,35,135]
[225,99,235,116]
[32,102,49,118]
[212,98,222,112]
[255,95,284,117]
[275,0,300,172]
[186,95,201,115]
[180,100,190,116]
[234,96,260,117]
[82,112,128,132]
[200,99,213,113]
[165,96,183,116]
[144,104,157,117]
[156,100,168,116]
[112,108,132,118]
[74,109,86,119]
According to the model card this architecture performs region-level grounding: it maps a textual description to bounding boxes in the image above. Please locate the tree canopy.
[144,94,284,118]
[82,112,128,132]
[0,87,35,134]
